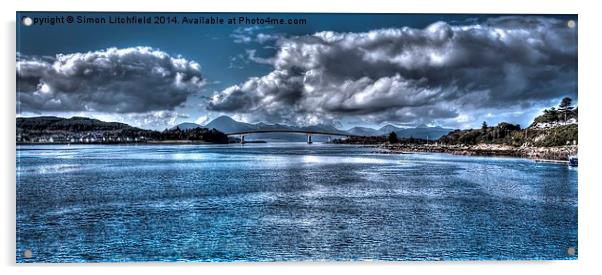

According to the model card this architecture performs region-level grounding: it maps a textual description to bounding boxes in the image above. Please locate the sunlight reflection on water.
[16,143,577,262]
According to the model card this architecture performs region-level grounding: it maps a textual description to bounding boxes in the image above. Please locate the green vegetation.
[17,116,134,132]
[528,124,578,147]
[438,120,578,147]
[155,127,229,143]
[439,97,577,147]
[558,97,575,122]
[387,132,398,143]
[333,134,431,145]
[439,122,523,146]
[330,136,387,144]
[532,97,578,126]
[16,116,229,144]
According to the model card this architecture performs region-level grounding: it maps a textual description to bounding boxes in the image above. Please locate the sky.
[16,12,578,130]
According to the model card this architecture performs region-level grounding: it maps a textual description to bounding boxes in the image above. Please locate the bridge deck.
[224,129,357,137]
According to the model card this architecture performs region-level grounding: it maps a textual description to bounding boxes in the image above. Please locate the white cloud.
[256,33,282,44]
[17,47,204,113]
[209,17,577,127]
[195,115,210,125]
[230,26,275,44]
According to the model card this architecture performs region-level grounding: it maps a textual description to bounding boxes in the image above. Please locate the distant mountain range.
[347,123,453,140]
[16,115,455,143]
[173,115,453,141]
[172,116,345,142]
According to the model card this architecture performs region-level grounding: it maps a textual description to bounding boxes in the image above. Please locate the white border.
[2,0,601,274]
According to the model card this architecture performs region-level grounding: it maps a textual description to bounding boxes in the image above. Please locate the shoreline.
[15,141,578,162]
[16,140,224,145]
[375,143,577,161]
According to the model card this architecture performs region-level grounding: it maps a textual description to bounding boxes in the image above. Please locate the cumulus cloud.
[125,110,184,129]
[256,33,282,44]
[17,47,204,113]
[245,49,275,65]
[209,16,577,126]
[231,26,275,44]
[195,115,210,125]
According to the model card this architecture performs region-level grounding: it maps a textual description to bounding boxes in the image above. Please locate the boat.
[568,155,578,167]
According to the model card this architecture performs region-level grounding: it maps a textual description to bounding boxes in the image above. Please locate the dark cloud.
[17,47,204,113]
[209,16,577,126]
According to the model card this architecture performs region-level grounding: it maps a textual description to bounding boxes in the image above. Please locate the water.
[16,143,578,262]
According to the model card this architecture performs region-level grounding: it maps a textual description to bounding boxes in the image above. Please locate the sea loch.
[16,143,577,262]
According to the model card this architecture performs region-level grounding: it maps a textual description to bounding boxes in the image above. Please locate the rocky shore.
[376,143,577,161]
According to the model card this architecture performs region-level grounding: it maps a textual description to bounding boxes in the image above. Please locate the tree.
[558,97,574,122]
[481,121,488,131]
[387,132,398,144]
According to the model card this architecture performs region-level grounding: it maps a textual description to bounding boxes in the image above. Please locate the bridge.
[224,130,358,144]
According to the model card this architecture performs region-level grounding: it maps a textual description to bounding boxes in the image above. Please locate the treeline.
[438,122,524,146]
[331,136,387,144]
[17,116,230,144]
[17,116,134,132]
[332,134,430,145]
[411,123,576,148]
[341,97,578,148]
[386,132,433,144]
[151,127,229,143]
[532,97,578,126]
[437,97,578,147]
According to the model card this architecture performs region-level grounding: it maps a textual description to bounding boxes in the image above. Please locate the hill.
[438,98,578,147]
[347,126,380,136]
[166,116,454,142]
[345,124,453,139]
[202,116,347,142]
[17,116,135,132]
[171,122,202,130]
[204,116,257,133]
[396,125,453,140]
[16,116,228,144]
[438,122,524,146]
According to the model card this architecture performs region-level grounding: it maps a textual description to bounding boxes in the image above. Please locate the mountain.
[171,122,201,130]
[203,116,345,134]
[304,124,346,134]
[378,124,401,135]
[376,124,452,139]
[201,115,452,141]
[202,116,347,141]
[346,124,453,139]
[395,126,453,140]
[347,126,380,136]
[204,115,258,133]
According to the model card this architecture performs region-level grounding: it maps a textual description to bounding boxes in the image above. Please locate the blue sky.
[16,12,577,130]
